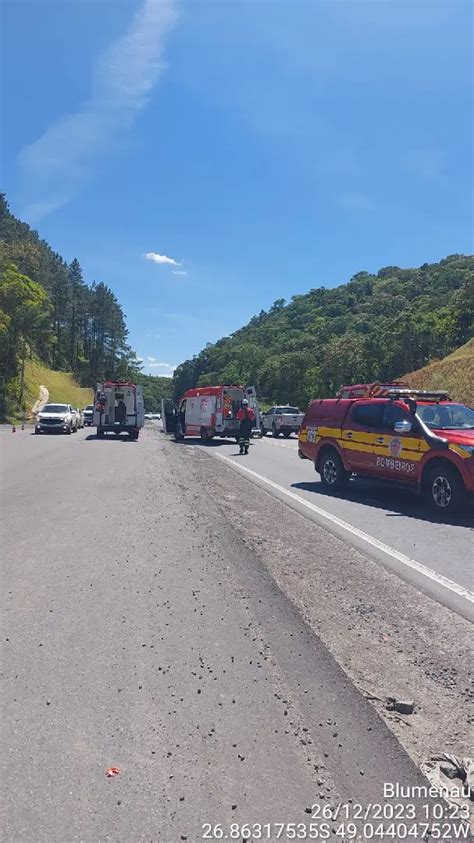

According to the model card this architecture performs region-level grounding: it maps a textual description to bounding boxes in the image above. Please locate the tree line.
[172,255,474,407]
[0,194,140,419]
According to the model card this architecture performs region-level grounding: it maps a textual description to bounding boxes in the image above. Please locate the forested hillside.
[173,256,474,407]
[0,195,139,419]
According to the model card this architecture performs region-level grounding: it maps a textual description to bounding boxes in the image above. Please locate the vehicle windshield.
[84,406,94,411]
[276,407,300,414]
[42,404,69,413]
[417,403,474,430]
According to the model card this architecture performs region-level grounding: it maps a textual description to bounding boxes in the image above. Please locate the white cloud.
[147,356,156,362]
[145,251,181,266]
[146,361,176,377]
[18,0,177,221]
[172,269,187,276]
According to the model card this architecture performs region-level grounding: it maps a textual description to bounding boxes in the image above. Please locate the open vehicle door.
[161,399,179,435]
[245,385,261,434]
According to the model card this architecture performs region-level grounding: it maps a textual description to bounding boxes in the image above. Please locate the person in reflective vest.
[236,399,255,455]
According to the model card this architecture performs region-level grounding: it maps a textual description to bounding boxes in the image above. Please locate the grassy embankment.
[402,339,474,406]
[20,359,93,420]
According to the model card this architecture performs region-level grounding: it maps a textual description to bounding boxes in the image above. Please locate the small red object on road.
[106,767,121,777]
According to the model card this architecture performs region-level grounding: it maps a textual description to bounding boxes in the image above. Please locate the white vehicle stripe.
[213,452,474,606]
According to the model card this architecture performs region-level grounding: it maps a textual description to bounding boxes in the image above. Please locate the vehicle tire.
[318,449,349,491]
[272,424,279,438]
[283,431,291,438]
[35,429,40,435]
[424,463,464,516]
[260,424,267,436]
[97,428,104,439]
[66,427,72,435]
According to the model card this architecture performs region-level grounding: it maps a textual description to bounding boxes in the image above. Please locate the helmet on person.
[242,398,249,406]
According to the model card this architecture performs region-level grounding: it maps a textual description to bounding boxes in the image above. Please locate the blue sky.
[3,0,472,376]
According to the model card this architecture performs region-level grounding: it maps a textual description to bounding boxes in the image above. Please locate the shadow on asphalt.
[84,434,137,443]
[291,479,474,527]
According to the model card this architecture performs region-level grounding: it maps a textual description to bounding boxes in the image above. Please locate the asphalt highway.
[199,433,474,621]
[1,424,472,841]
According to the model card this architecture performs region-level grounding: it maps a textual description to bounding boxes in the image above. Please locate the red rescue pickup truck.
[298,382,474,515]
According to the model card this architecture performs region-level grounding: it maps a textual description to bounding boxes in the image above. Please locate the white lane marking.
[213,452,474,606]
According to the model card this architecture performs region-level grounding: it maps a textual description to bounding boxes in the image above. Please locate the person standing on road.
[236,399,255,455]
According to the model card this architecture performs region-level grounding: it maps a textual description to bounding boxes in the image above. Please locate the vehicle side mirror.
[394,420,412,434]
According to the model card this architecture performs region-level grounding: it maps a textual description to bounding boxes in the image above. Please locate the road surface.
[1,424,472,842]
[200,433,474,619]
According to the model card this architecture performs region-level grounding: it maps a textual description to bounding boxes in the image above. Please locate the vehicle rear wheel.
[260,425,267,436]
[283,431,291,438]
[318,449,349,491]
[97,429,104,439]
[424,463,464,516]
[272,424,279,438]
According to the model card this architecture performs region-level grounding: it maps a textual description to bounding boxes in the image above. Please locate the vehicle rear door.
[342,401,386,473]
[161,399,178,434]
[245,386,260,429]
[378,402,423,482]
[135,386,145,428]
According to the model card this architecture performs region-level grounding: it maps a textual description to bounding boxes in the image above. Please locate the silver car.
[35,404,76,435]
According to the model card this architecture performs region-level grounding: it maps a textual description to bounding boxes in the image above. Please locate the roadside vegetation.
[134,372,173,413]
[403,338,474,406]
[173,255,473,407]
[0,194,140,421]
[22,359,93,420]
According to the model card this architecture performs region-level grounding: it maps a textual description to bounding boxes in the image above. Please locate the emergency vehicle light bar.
[386,388,452,402]
[336,382,451,401]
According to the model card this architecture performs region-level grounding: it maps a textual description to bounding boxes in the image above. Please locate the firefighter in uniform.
[236,399,255,455]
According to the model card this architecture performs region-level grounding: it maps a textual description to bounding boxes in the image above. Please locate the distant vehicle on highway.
[83,405,94,426]
[35,404,77,435]
[93,381,144,439]
[261,406,304,438]
[298,381,474,515]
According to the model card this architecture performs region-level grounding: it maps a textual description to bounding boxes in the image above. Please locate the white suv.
[35,404,76,435]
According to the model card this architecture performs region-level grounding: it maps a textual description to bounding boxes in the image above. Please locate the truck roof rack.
[336,382,451,401]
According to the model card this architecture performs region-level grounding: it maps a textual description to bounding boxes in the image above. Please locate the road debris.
[105,767,121,778]
[385,697,415,715]
[421,754,473,822]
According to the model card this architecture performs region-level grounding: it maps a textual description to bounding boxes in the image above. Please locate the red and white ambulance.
[162,385,259,442]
